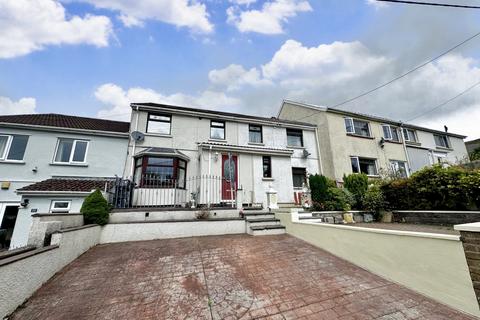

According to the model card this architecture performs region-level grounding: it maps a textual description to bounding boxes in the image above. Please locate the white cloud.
[72,0,213,33]
[208,64,273,91]
[366,0,388,9]
[0,0,113,59]
[0,96,37,115]
[229,0,257,6]
[95,83,241,120]
[227,0,312,35]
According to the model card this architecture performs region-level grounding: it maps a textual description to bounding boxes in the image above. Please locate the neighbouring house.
[0,114,129,249]
[466,138,480,155]
[278,100,469,181]
[119,102,321,210]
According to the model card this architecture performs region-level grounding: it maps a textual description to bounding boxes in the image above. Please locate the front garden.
[308,165,480,225]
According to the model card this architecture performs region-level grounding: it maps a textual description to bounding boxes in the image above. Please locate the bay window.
[0,134,29,161]
[134,156,187,188]
[54,138,88,164]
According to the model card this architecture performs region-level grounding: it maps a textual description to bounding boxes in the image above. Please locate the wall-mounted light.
[21,199,30,207]
[32,166,38,173]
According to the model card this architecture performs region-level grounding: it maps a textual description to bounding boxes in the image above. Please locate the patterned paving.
[10,235,475,319]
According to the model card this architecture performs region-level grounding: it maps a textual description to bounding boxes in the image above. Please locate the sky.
[0,0,480,140]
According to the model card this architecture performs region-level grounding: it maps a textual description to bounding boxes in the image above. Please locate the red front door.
[222,154,238,200]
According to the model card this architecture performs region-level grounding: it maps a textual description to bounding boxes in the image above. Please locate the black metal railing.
[108,175,237,209]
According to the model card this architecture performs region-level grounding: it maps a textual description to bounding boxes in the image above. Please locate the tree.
[81,189,110,225]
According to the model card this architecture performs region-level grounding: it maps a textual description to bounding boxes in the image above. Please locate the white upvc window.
[350,156,378,176]
[54,138,89,164]
[50,200,71,213]
[0,134,29,161]
[344,118,355,134]
[390,160,408,178]
[344,117,371,137]
[382,125,401,142]
[402,128,418,143]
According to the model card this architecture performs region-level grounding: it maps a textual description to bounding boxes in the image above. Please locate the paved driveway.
[11,235,474,319]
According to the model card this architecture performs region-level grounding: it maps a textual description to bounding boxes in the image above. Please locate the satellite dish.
[131,131,145,142]
[302,149,311,158]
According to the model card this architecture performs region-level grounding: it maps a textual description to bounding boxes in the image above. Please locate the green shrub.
[309,174,335,204]
[81,189,110,225]
[343,173,368,209]
[363,184,386,212]
[312,187,353,211]
[470,147,480,161]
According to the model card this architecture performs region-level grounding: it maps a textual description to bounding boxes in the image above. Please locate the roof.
[281,99,467,139]
[0,114,130,134]
[17,178,114,194]
[134,147,190,160]
[131,102,316,128]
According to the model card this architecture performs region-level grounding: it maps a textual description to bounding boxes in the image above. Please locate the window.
[345,118,371,137]
[390,160,408,178]
[249,125,263,143]
[263,156,272,178]
[50,200,71,213]
[286,129,303,147]
[0,134,29,161]
[292,168,307,188]
[402,128,418,143]
[134,156,187,188]
[147,113,171,134]
[434,134,450,148]
[210,121,225,140]
[54,139,88,163]
[350,157,378,176]
[382,125,400,142]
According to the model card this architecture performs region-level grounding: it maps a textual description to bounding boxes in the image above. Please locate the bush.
[309,174,355,211]
[363,184,386,212]
[470,147,480,161]
[381,165,480,210]
[309,174,335,204]
[343,173,368,209]
[81,189,110,225]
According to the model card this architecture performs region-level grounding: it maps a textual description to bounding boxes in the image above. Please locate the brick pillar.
[455,223,480,308]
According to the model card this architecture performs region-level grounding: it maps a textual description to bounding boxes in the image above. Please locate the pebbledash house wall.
[278,100,469,181]
[124,105,320,207]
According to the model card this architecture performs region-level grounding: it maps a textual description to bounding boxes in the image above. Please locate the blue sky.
[1,0,480,139]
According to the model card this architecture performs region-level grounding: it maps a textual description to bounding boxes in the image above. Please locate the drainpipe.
[130,105,140,179]
[207,145,212,207]
[314,127,324,175]
[400,124,412,177]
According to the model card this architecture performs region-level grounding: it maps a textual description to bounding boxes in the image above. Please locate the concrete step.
[244,212,275,220]
[246,218,281,227]
[248,224,286,236]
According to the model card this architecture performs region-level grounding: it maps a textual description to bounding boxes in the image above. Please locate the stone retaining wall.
[393,210,480,226]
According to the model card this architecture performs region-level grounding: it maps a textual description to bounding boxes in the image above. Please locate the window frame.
[248,124,263,143]
[434,134,450,148]
[382,124,401,142]
[286,128,304,147]
[350,156,378,176]
[0,134,29,162]
[210,120,226,140]
[146,113,172,135]
[402,128,418,143]
[53,138,89,164]
[50,200,71,213]
[135,156,187,188]
[292,167,307,189]
[390,160,408,178]
[262,156,272,178]
[344,117,371,137]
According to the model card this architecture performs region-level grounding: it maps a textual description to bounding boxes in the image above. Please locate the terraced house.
[278,100,469,181]
[121,103,321,209]
[0,114,129,248]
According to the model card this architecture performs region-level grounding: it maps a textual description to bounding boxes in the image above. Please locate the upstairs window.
[54,138,89,164]
[382,125,400,142]
[147,114,171,135]
[402,128,418,143]
[210,121,225,140]
[345,118,371,137]
[351,156,378,176]
[249,125,263,143]
[0,134,29,161]
[286,129,303,147]
[263,156,272,178]
[434,134,450,148]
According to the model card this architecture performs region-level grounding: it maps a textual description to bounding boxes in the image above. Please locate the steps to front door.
[243,210,286,236]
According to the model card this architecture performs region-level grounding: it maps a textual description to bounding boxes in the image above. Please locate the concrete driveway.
[10,234,474,319]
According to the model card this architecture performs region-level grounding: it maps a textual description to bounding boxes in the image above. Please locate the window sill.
[248,142,264,146]
[144,133,173,138]
[50,162,88,167]
[384,140,402,145]
[0,160,25,165]
[346,133,374,140]
[405,141,421,146]
[262,177,274,181]
[287,145,305,149]
[208,139,227,143]
[435,146,453,151]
